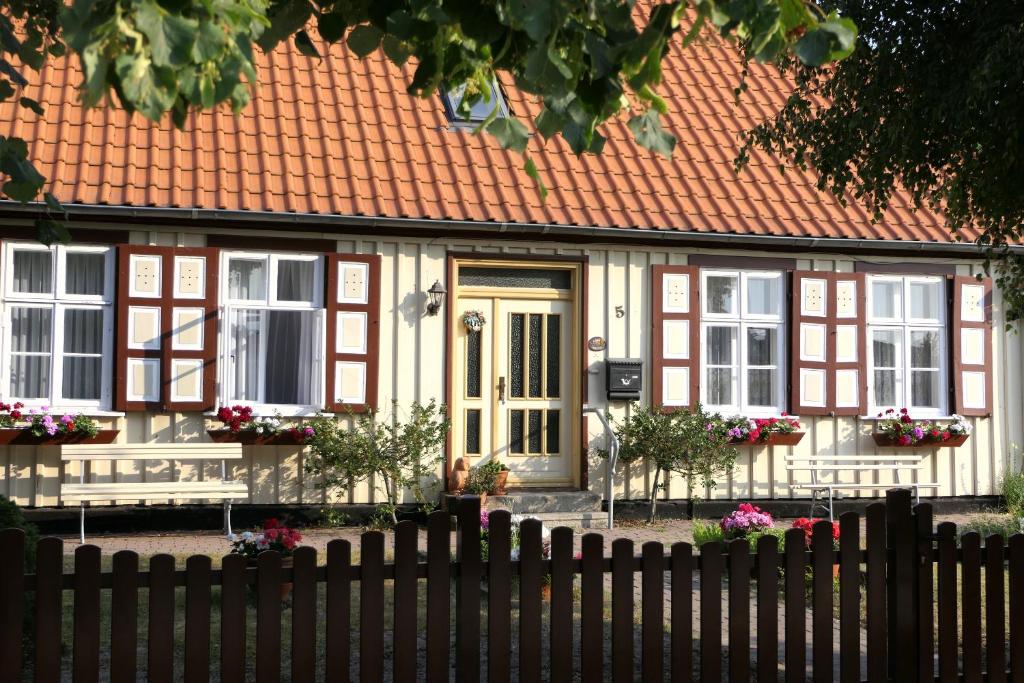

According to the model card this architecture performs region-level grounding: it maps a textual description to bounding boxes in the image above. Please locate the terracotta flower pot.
[491,470,509,495]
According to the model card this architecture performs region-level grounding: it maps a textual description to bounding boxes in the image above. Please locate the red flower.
[900,408,908,414]
[781,411,788,417]
[886,408,895,414]
[65,421,75,432]
[900,414,912,424]
[217,407,233,421]
[748,428,762,442]
[942,431,951,441]
[930,429,940,437]
[264,518,280,530]
[899,434,913,446]
[13,402,23,409]
[10,410,22,420]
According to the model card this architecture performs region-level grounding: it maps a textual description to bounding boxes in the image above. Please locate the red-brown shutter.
[325,254,381,412]
[951,275,993,416]
[651,265,699,410]
[114,246,219,412]
[790,271,867,416]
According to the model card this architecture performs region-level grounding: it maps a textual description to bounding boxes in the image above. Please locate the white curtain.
[9,306,51,398]
[230,309,263,401]
[276,260,315,302]
[228,260,266,300]
[65,253,105,296]
[12,251,51,294]
[62,308,103,400]
[230,309,317,404]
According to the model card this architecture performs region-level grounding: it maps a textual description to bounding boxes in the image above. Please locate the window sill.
[859,415,960,421]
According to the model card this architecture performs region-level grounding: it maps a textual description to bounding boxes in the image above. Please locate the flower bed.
[873,409,971,447]
[0,403,109,444]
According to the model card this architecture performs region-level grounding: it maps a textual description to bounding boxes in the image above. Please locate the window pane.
[509,410,524,454]
[872,329,900,368]
[546,410,560,453]
[707,368,735,405]
[528,314,542,398]
[910,330,940,369]
[458,267,571,289]
[228,259,266,300]
[874,369,897,406]
[706,326,736,365]
[446,81,501,121]
[465,409,480,454]
[63,357,101,400]
[705,275,737,314]
[910,281,942,320]
[229,310,262,401]
[546,315,560,398]
[527,410,542,453]
[509,313,524,398]
[11,307,52,352]
[746,277,779,315]
[912,370,940,408]
[12,250,52,294]
[10,356,49,398]
[466,330,481,398]
[63,309,103,354]
[747,327,776,365]
[264,310,317,405]
[65,253,106,296]
[276,260,316,303]
[748,369,774,406]
[871,280,901,319]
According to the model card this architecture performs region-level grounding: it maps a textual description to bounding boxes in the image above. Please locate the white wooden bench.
[785,454,940,521]
[61,443,247,542]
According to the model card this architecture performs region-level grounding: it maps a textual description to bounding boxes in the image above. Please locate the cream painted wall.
[1,226,1020,507]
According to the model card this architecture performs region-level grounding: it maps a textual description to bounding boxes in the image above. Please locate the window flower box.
[729,431,805,447]
[0,428,119,445]
[871,433,969,448]
[207,429,309,446]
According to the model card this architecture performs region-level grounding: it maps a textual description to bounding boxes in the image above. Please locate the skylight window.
[440,80,507,124]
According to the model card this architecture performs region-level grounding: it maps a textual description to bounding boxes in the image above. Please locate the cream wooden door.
[452,296,574,486]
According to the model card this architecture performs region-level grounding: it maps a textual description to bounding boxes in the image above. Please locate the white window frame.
[867,275,947,417]
[220,252,325,414]
[0,242,115,409]
[699,269,786,416]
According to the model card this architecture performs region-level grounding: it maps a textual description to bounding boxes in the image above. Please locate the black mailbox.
[606,358,642,401]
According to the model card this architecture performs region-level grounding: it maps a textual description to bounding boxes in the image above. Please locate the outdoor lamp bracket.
[426,280,447,316]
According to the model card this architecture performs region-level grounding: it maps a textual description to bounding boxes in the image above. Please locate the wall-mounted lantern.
[426,280,447,316]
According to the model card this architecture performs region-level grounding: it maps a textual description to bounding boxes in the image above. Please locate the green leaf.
[534,108,566,140]
[318,12,348,44]
[347,24,382,57]
[627,109,675,158]
[793,29,830,66]
[485,117,530,152]
[43,192,63,214]
[381,36,411,66]
[0,81,15,101]
[524,157,548,202]
[256,0,313,51]
[524,45,572,94]
[135,0,198,68]
[294,30,320,58]
[35,218,70,246]
[193,21,228,62]
[18,97,44,115]
[506,0,554,42]
[0,136,45,202]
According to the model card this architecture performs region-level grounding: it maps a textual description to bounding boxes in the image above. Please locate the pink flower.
[899,434,913,446]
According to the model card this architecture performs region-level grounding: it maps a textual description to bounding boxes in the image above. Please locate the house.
[0,28,1015,514]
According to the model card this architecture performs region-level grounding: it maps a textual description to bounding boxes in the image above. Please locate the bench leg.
[224,500,233,536]
[80,504,86,545]
[827,488,834,523]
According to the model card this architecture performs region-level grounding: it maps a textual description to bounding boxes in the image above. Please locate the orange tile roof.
[1,25,959,244]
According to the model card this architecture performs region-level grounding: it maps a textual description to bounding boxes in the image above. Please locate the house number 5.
[615,305,625,318]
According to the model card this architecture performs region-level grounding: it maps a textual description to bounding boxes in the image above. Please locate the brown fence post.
[642,540,666,682]
[519,518,543,682]
[550,527,574,682]
[110,550,140,683]
[0,528,25,683]
[611,538,635,683]
[393,521,419,683]
[783,528,806,683]
[1009,533,1024,683]
[838,511,860,683]
[986,534,1007,683]
[886,488,917,682]
[487,511,513,683]
[426,511,451,683]
[700,541,723,683]
[581,534,605,683]
[936,522,959,683]
[727,539,750,682]
[455,495,481,683]
[359,531,385,683]
[865,502,887,683]
[671,542,693,683]
[147,554,176,683]
[256,550,283,683]
[220,552,248,683]
[811,520,834,683]
[73,544,102,683]
[961,532,983,683]
[184,555,212,683]
[915,504,934,683]
[325,539,352,683]
[34,536,63,683]
[291,546,318,683]
[755,535,778,683]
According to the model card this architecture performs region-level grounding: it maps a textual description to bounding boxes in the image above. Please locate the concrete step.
[504,510,609,529]
[483,490,602,514]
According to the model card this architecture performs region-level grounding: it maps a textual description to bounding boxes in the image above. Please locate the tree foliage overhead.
[738,0,1024,320]
[1,0,855,223]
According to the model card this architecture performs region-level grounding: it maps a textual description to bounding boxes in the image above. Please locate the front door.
[451,263,578,488]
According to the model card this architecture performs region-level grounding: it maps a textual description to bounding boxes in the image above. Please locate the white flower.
[241,531,254,542]
[226,533,237,542]
[510,548,520,561]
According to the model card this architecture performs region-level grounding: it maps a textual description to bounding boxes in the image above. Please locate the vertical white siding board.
[585,251,608,501]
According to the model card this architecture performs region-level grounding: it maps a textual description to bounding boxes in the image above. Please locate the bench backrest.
[61,443,244,462]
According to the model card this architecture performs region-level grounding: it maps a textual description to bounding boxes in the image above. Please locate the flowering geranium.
[216,405,297,438]
[792,517,840,548]
[720,502,775,539]
[719,413,801,444]
[228,518,303,560]
[875,408,969,445]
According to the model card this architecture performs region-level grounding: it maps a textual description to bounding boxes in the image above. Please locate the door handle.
[498,376,506,404]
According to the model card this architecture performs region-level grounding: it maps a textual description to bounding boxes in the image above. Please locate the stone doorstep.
[483,490,603,514]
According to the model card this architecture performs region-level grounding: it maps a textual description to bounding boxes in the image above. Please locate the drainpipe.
[583,404,619,529]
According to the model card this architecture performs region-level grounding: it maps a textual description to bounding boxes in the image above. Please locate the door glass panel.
[466,409,481,454]
[528,314,542,398]
[509,410,524,453]
[458,267,571,289]
[466,329,481,398]
[546,314,560,398]
[527,410,543,453]
[510,313,524,398]
[546,410,560,453]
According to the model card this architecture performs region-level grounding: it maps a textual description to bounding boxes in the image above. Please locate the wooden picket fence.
[1,488,1023,682]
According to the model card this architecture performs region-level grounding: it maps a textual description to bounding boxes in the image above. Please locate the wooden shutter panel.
[790,271,867,416]
[115,246,219,411]
[651,265,699,409]
[952,275,993,416]
[325,254,380,412]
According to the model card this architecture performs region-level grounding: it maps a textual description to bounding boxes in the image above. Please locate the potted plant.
[0,404,116,444]
[470,459,510,496]
[207,405,315,445]
[228,518,303,599]
[720,413,805,446]
[872,409,972,447]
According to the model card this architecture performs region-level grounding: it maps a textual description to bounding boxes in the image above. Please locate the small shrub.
[465,460,505,495]
[692,518,724,547]
[959,514,1022,542]
[318,507,351,528]
[0,494,37,571]
[1003,469,1024,518]
[748,527,787,552]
